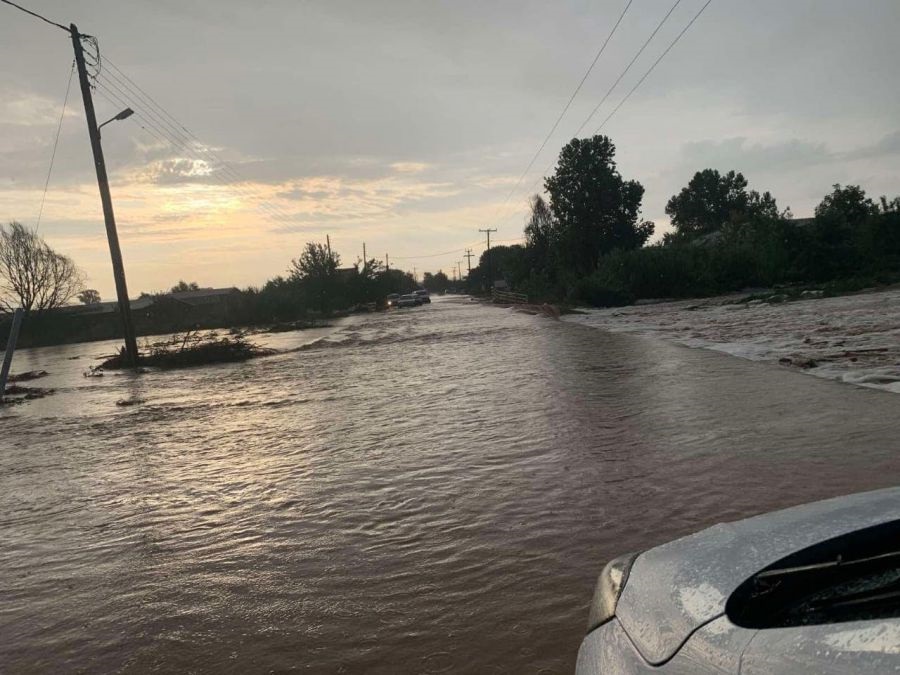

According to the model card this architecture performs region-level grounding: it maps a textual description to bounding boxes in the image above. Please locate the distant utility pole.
[464,248,474,275]
[478,228,497,290]
[413,266,417,282]
[385,253,389,271]
[326,234,332,256]
[457,261,462,281]
[71,23,138,367]
[362,242,367,271]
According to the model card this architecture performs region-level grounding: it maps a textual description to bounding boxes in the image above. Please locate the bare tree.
[0,221,85,312]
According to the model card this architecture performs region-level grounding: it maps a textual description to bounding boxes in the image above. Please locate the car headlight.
[587,552,639,632]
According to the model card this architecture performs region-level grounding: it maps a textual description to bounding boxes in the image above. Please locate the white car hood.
[616,486,900,664]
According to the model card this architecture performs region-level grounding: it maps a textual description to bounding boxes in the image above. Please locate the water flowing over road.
[2,297,899,673]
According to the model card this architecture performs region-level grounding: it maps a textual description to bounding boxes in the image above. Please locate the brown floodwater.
[2,296,898,673]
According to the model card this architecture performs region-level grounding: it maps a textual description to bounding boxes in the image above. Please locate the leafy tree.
[665,169,752,238]
[544,135,653,274]
[879,196,900,214]
[289,242,342,313]
[665,170,788,241]
[814,184,879,223]
[78,289,101,305]
[422,270,449,293]
[524,194,555,269]
[170,280,200,293]
[0,221,84,312]
[290,242,340,281]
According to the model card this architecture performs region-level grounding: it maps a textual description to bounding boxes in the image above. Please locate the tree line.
[0,229,423,346]
[464,135,900,305]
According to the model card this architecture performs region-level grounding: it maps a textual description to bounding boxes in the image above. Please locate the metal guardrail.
[491,289,529,304]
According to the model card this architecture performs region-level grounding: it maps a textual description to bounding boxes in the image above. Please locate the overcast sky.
[2,0,899,298]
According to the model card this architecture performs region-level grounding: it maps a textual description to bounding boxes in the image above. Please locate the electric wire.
[0,0,69,32]
[499,0,712,230]
[593,0,714,134]
[102,58,271,197]
[35,60,75,233]
[92,82,296,227]
[93,77,301,225]
[496,0,684,228]
[94,69,301,224]
[497,0,633,212]
[570,0,683,139]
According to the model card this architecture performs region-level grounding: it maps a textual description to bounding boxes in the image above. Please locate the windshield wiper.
[756,549,900,581]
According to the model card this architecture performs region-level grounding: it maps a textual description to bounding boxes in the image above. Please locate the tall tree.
[290,242,340,281]
[524,194,555,267]
[422,270,449,293]
[289,242,342,313]
[0,221,84,312]
[814,184,879,223]
[544,136,653,274]
[665,169,752,238]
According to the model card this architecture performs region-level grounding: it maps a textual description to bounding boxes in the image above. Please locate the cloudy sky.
[1,0,898,298]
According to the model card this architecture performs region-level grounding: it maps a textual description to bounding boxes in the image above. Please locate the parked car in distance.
[576,487,900,674]
[395,294,421,308]
[414,289,431,303]
[386,293,400,308]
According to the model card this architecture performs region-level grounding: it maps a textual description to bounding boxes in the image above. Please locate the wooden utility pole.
[71,24,138,367]
[478,228,497,290]
[385,253,389,271]
[326,234,332,256]
[362,242,367,271]
[0,308,24,399]
[457,261,462,281]
[464,248,475,275]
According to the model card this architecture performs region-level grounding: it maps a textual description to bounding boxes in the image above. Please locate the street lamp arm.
[97,107,134,134]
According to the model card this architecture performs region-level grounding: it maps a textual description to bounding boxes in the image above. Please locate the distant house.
[168,287,241,307]
[60,296,156,315]
[59,287,240,315]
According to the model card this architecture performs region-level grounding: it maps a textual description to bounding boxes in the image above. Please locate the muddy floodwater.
[2,297,899,673]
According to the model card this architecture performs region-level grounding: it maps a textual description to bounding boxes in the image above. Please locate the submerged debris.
[97,330,276,371]
[0,384,55,405]
[8,370,49,382]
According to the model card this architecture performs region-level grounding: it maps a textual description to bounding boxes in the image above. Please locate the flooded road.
[2,297,899,673]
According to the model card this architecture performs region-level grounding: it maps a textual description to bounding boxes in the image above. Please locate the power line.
[92,75,300,225]
[498,0,633,211]
[594,0,714,134]
[495,0,684,229]
[499,0,712,229]
[389,238,484,260]
[94,63,304,225]
[35,60,75,233]
[0,0,69,32]
[572,0,683,139]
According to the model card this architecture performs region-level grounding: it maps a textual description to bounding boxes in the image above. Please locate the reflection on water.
[2,297,898,673]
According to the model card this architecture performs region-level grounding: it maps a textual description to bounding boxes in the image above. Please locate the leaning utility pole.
[71,24,138,366]
[478,228,497,290]
[464,248,475,275]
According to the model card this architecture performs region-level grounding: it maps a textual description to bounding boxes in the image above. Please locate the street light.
[97,107,134,136]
